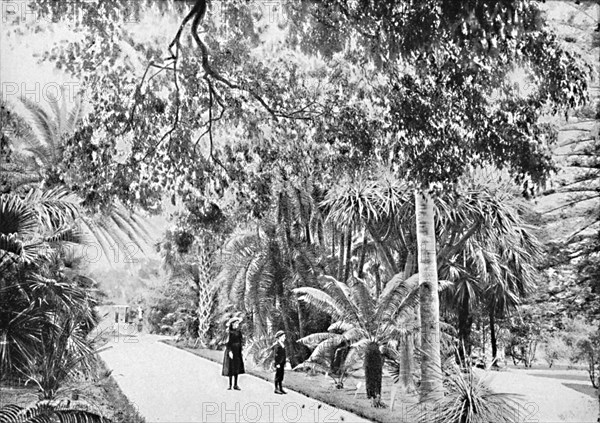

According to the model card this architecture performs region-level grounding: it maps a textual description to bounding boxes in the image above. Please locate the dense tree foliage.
[1,0,596,410]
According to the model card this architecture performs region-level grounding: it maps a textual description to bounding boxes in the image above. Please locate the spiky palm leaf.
[0,190,84,269]
[0,302,47,376]
[414,362,522,423]
[0,401,111,423]
[322,172,411,230]
[374,273,420,325]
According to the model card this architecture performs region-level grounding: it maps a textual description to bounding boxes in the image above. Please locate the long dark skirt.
[222,345,245,376]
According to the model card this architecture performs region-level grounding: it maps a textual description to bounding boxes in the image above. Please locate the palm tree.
[3,93,155,260]
[438,174,542,362]
[0,189,99,386]
[321,171,412,283]
[322,170,539,398]
[294,272,420,406]
[216,219,325,366]
[0,188,82,273]
[158,229,218,343]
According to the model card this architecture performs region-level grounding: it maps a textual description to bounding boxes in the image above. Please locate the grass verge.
[0,359,146,423]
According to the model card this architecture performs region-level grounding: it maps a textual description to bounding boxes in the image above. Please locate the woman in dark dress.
[222,317,245,390]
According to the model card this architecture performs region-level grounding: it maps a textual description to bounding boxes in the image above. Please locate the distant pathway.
[485,368,598,423]
[99,334,372,423]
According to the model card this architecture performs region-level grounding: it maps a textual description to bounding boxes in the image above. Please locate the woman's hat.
[226,316,243,327]
[274,330,285,339]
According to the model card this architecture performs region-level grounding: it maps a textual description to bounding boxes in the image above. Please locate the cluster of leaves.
[0,402,111,423]
[414,357,522,423]
[0,190,102,399]
[145,276,198,337]
[10,1,595,409]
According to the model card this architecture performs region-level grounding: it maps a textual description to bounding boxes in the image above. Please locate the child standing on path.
[222,317,245,390]
[273,330,287,394]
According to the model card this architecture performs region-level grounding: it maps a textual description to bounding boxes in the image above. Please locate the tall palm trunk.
[358,227,368,278]
[373,262,381,299]
[196,245,215,344]
[457,293,473,361]
[368,224,399,277]
[403,252,415,280]
[317,220,324,247]
[364,342,383,401]
[331,228,335,256]
[337,231,345,280]
[415,191,443,401]
[489,308,498,366]
[343,227,352,282]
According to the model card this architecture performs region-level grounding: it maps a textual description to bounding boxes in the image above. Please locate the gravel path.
[484,368,598,423]
[99,333,372,423]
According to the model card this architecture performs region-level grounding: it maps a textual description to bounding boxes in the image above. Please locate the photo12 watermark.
[1,1,141,24]
[1,81,89,105]
[1,1,292,26]
[42,240,142,265]
[201,401,341,423]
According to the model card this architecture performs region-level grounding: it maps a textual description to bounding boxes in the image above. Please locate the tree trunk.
[338,231,345,281]
[372,262,382,299]
[482,317,486,356]
[399,334,416,393]
[252,308,266,339]
[403,252,416,281]
[331,227,336,257]
[415,191,443,401]
[196,246,215,344]
[489,308,498,367]
[367,224,399,277]
[343,227,352,282]
[281,311,301,368]
[364,342,383,401]
[358,227,368,278]
[317,220,324,247]
[295,298,305,339]
[457,293,473,362]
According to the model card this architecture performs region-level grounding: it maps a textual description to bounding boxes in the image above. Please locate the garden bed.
[0,360,145,423]
[163,339,421,423]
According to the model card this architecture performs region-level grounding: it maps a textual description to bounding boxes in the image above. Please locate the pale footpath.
[99,333,372,423]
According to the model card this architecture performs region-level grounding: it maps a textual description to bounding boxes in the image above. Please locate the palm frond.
[305,334,347,363]
[297,332,338,348]
[342,326,369,343]
[0,401,111,423]
[19,96,58,156]
[319,275,363,323]
[294,287,347,320]
[44,226,85,245]
[327,321,354,333]
[24,187,80,230]
[0,233,24,257]
[0,193,37,236]
[375,273,419,324]
[347,276,375,330]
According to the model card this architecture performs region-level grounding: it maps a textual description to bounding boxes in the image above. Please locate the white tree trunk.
[415,190,443,401]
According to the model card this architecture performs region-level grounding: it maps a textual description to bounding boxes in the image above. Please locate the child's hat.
[274,330,285,339]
